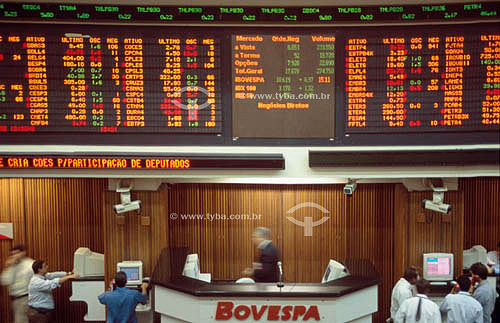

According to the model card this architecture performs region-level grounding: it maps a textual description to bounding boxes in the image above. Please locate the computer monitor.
[423,253,454,281]
[73,247,104,277]
[463,245,488,269]
[182,254,200,280]
[321,260,349,283]
[117,261,143,286]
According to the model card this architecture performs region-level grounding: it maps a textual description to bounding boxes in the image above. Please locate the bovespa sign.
[215,301,320,321]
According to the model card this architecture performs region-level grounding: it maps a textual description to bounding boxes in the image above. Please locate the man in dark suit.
[243,227,280,282]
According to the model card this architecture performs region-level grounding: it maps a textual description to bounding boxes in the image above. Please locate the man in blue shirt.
[98,271,149,323]
[28,259,79,323]
[470,263,496,323]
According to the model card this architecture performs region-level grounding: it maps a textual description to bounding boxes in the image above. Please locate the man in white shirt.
[439,275,483,323]
[391,267,419,320]
[394,279,441,323]
[1,245,34,323]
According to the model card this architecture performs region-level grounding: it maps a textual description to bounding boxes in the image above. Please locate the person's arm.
[433,306,442,323]
[0,265,16,286]
[395,287,412,307]
[134,282,149,304]
[59,273,79,285]
[45,271,67,280]
[472,288,487,306]
[473,308,484,323]
[439,295,449,313]
[98,291,109,305]
[393,300,408,323]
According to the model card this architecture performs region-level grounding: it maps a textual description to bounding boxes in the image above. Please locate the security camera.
[113,200,142,214]
[422,191,452,214]
[344,181,357,195]
[422,200,452,214]
[113,188,141,214]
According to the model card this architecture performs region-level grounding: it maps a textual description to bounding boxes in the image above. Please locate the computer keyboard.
[429,281,448,286]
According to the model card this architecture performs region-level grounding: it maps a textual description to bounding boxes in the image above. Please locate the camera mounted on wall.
[421,179,452,214]
[113,180,142,214]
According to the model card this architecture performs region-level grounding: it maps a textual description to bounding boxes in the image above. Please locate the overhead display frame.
[0,2,498,146]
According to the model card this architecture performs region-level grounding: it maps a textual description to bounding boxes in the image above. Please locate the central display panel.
[231,34,336,138]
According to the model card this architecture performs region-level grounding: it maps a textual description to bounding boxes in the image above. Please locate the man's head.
[252,227,271,247]
[403,267,419,285]
[415,278,430,295]
[114,271,127,288]
[456,275,471,292]
[32,260,48,275]
[470,262,488,281]
[10,245,26,261]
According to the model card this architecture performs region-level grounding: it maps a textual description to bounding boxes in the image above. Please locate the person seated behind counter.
[98,271,149,323]
[242,227,280,282]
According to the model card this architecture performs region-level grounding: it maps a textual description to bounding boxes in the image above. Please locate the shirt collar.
[478,280,488,286]
[34,274,45,279]
[416,294,429,299]
[457,291,471,296]
[258,240,271,249]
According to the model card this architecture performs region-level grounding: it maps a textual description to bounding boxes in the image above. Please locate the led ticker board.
[0,2,498,24]
[345,31,500,133]
[0,154,285,170]
[232,34,335,138]
[0,25,221,133]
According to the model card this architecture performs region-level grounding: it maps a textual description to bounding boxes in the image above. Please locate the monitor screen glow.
[423,253,454,281]
[426,257,450,276]
[121,267,140,281]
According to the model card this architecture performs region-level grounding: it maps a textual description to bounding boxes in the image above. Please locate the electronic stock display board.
[0,2,498,144]
[0,25,221,134]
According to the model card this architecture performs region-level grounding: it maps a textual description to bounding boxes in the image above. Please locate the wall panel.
[0,178,105,323]
[463,177,500,251]
[1,177,499,323]
[103,188,169,291]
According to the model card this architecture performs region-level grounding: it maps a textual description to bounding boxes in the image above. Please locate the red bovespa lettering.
[215,302,233,320]
[252,305,267,320]
[215,302,320,321]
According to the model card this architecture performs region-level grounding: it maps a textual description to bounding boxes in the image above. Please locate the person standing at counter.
[243,227,280,282]
[394,279,441,323]
[1,245,34,323]
[439,275,483,323]
[98,271,149,323]
[469,263,496,323]
[28,260,79,323]
[390,267,419,320]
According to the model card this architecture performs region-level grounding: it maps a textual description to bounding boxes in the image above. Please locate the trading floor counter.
[152,248,381,323]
